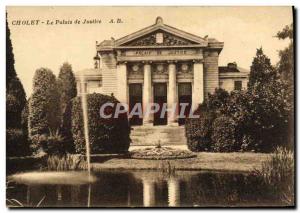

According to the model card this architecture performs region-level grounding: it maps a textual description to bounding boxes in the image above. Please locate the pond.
[7,170,287,207]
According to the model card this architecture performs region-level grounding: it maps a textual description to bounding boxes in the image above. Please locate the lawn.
[91,152,271,173]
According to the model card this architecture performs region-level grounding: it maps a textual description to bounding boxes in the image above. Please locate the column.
[168,178,180,207]
[192,61,204,112]
[76,82,81,96]
[143,63,152,125]
[143,179,155,207]
[116,62,128,104]
[167,62,177,125]
[79,81,87,95]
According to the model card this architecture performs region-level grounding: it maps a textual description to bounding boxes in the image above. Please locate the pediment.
[115,17,207,47]
[120,30,198,47]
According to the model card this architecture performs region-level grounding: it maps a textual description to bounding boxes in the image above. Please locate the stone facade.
[76,17,249,126]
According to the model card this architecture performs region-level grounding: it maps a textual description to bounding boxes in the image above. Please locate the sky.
[7,6,293,97]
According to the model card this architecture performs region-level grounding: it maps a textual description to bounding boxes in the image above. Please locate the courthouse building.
[76,17,249,127]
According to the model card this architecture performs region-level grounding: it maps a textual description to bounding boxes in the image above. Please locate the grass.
[46,154,87,171]
[6,180,46,208]
[252,147,294,205]
[8,151,272,172]
[90,152,270,172]
[6,197,45,208]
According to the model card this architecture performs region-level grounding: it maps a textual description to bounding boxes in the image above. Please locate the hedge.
[211,115,237,152]
[185,105,215,152]
[71,93,131,154]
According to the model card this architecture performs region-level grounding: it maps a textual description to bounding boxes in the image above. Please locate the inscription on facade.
[126,49,198,57]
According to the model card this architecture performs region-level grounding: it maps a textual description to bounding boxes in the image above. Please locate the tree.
[248,48,278,90]
[29,68,61,148]
[6,12,29,156]
[57,63,77,152]
[57,62,77,115]
[276,24,294,149]
[224,49,291,152]
[276,24,293,83]
[6,12,16,87]
[6,12,26,128]
[7,78,26,128]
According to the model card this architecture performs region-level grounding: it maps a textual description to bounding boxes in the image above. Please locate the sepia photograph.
[6,6,295,208]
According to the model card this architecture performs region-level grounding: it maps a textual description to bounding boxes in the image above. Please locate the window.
[234,81,242,90]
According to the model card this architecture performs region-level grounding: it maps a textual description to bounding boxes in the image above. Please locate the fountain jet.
[80,75,91,177]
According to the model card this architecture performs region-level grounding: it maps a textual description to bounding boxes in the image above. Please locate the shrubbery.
[7,128,30,157]
[185,89,230,152]
[211,116,237,152]
[71,93,131,154]
[185,105,214,152]
[29,68,61,151]
[27,66,131,156]
[38,131,66,156]
[185,48,292,153]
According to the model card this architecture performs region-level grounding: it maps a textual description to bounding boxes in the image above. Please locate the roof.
[75,68,102,81]
[219,66,240,73]
[219,64,249,79]
[97,17,223,51]
[219,66,249,73]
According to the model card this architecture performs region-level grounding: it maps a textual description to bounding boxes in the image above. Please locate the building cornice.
[97,17,224,53]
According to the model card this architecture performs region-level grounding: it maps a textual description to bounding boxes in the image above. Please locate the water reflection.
[7,170,288,207]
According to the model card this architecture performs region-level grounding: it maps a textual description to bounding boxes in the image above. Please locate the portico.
[115,59,204,126]
[79,16,224,126]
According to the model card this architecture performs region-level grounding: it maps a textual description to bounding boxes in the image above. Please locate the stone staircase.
[130,125,187,146]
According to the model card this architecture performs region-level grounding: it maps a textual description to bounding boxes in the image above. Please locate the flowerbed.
[130,147,196,160]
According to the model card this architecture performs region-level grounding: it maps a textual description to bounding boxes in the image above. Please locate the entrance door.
[129,84,143,126]
[153,83,167,126]
[178,83,192,125]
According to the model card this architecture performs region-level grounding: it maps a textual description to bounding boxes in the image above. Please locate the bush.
[71,93,131,154]
[224,87,290,152]
[29,68,61,146]
[185,89,231,152]
[185,105,215,152]
[207,88,230,114]
[211,116,237,152]
[6,128,30,157]
[38,131,66,156]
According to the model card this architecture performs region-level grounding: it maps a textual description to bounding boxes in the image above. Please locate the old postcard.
[6,6,294,208]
